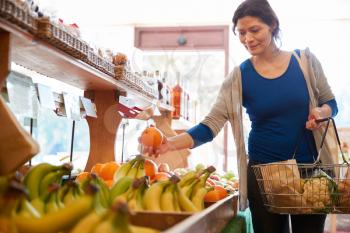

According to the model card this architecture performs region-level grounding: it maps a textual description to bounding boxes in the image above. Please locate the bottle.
[162,72,171,105]
[155,70,163,101]
[171,72,182,119]
[185,81,190,120]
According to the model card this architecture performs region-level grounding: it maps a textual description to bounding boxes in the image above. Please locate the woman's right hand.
[139,136,172,158]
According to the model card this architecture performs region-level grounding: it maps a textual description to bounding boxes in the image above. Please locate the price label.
[63,93,81,121]
[36,83,56,110]
[80,97,97,118]
[7,71,39,118]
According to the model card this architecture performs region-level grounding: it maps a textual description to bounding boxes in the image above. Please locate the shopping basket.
[252,117,350,214]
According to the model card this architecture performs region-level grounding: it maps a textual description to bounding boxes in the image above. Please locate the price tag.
[80,97,97,118]
[63,93,81,121]
[7,71,39,118]
[36,83,55,110]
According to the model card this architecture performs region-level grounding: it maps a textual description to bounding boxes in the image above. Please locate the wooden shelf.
[0,18,173,111]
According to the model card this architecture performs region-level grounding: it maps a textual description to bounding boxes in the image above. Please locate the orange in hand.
[140,126,163,147]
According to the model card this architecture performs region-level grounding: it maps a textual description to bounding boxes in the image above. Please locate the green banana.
[14,195,93,233]
[110,176,133,201]
[176,184,198,212]
[125,160,140,179]
[113,157,139,182]
[71,211,104,233]
[24,163,64,200]
[160,184,176,212]
[45,184,61,214]
[39,170,65,202]
[143,181,169,211]
[135,159,146,179]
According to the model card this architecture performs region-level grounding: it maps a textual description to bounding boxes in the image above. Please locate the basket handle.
[315,117,348,164]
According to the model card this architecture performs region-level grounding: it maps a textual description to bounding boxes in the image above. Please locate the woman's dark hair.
[232,0,280,41]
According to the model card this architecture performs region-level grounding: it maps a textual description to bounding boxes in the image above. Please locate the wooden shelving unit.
[0,17,173,172]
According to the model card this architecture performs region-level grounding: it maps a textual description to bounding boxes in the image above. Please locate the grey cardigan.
[201,48,337,210]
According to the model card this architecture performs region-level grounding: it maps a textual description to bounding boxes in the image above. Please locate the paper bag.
[258,159,306,213]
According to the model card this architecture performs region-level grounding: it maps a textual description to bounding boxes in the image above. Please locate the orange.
[104,180,114,189]
[99,161,120,180]
[144,159,158,179]
[76,171,89,182]
[140,126,163,147]
[91,163,103,176]
[204,185,228,202]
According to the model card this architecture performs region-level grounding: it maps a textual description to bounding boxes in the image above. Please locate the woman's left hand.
[305,107,327,130]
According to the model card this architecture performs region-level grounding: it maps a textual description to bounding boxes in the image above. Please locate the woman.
[142,0,338,232]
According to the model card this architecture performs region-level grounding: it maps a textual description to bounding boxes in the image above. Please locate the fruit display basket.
[252,117,350,214]
[130,193,238,233]
[85,49,115,77]
[121,68,158,99]
[0,0,37,34]
[36,17,89,60]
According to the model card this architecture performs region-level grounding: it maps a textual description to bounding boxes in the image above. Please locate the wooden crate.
[130,193,238,232]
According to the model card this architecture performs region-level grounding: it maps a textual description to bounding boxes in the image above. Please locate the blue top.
[187,50,338,163]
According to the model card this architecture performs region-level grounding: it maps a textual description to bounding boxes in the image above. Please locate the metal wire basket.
[252,117,350,214]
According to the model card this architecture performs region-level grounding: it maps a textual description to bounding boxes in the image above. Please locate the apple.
[158,162,170,173]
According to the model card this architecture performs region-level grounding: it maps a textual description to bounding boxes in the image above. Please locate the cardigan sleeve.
[200,71,233,137]
[308,51,336,105]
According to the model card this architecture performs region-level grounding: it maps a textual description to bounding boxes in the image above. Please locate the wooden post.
[84,90,121,171]
[0,30,10,88]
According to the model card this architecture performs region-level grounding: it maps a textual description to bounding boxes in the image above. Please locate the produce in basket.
[336,167,350,213]
[302,170,338,213]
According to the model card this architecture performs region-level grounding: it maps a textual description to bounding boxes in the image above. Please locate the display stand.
[0,18,172,173]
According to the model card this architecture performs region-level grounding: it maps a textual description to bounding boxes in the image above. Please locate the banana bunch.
[142,166,216,213]
[22,163,72,215]
[78,173,112,213]
[0,176,28,233]
[71,200,159,233]
[58,180,83,206]
[112,176,149,211]
[113,156,145,183]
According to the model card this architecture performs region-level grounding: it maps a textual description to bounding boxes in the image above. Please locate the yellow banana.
[160,184,176,212]
[0,216,17,233]
[178,170,197,187]
[91,219,113,233]
[23,163,63,200]
[191,187,213,210]
[71,211,104,233]
[30,198,45,216]
[176,184,198,212]
[130,225,160,233]
[143,181,169,211]
[14,195,93,233]
[173,189,181,212]
[63,187,76,206]
[16,199,41,218]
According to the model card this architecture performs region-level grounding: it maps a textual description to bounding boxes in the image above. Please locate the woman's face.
[236,16,275,56]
